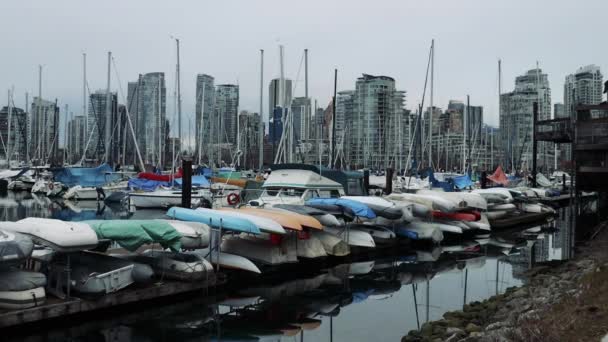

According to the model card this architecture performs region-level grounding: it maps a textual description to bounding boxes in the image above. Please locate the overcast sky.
[2,0,606,147]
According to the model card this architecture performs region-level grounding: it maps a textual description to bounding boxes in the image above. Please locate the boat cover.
[54,164,120,187]
[167,207,261,234]
[174,175,210,187]
[128,178,168,191]
[0,269,47,291]
[305,198,376,219]
[138,168,183,182]
[85,220,182,252]
[453,174,474,189]
[488,166,509,186]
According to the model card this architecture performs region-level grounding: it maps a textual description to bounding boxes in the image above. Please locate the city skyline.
[1,0,607,150]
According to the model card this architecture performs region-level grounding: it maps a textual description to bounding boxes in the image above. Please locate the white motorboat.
[311,231,350,257]
[63,181,129,200]
[0,218,98,252]
[163,220,211,249]
[31,179,64,197]
[129,188,212,208]
[136,250,214,281]
[220,234,299,266]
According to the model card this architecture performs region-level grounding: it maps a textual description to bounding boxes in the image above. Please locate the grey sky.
[1,0,606,147]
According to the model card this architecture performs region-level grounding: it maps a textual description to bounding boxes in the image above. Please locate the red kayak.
[432,211,477,222]
[138,168,183,182]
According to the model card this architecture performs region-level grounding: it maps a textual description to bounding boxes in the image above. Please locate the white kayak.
[323,226,376,248]
[350,224,397,241]
[418,190,487,211]
[188,248,261,274]
[463,213,491,231]
[387,192,455,213]
[519,203,556,214]
[486,210,508,220]
[0,218,98,252]
[488,203,517,211]
[471,188,514,202]
[215,209,286,235]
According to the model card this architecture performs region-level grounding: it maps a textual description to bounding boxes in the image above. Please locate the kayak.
[166,207,261,234]
[229,208,302,231]
[215,208,287,235]
[431,211,477,222]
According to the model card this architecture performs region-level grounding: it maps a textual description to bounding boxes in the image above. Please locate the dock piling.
[181,157,192,208]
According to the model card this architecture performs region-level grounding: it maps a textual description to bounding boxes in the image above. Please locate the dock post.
[385,168,393,195]
[363,169,370,195]
[181,156,192,208]
[532,102,538,187]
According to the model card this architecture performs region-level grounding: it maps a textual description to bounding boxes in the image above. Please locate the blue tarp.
[54,164,120,187]
[453,174,473,189]
[305,198,376,219]
[174,175,210,187]
[128,178,168,191]
[428,170,455,192]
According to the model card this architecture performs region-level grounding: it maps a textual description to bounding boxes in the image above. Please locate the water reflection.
[3,197,580,342]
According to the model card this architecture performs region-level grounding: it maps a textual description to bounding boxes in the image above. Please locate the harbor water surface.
[3,192,576,342]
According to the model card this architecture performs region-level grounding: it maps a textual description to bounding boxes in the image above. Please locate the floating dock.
[0,275,222,329]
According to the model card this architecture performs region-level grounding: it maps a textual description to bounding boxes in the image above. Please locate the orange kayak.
[259,208,323,230]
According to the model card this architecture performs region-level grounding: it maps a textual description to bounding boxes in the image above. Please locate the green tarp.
[86,220,182,252]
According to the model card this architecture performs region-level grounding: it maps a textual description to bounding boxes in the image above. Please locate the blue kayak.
[166,207,261,234]
[305,198,376,219]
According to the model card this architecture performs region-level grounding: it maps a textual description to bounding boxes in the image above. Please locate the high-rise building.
[195,74,215,154]
[349,74,407,169]
[290,97,312,142]
[215,84,239,145]
[500,68,552,171]
[554,103,566,118]
[268,78,293,119]
[67,115,87,163]
[0,106,27,162]
[335,91,354,143]
[127,72,167,166]
[30,97,59,164]
[238,111,262,168]
[564,65,604,118]
[87,90,118,160]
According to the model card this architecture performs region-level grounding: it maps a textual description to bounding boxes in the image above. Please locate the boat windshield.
[278,188,305,198]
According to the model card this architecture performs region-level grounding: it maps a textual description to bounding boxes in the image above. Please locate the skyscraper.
[554,103,566,118]
[291,96,312,142]
[564,65,604,118]
[215,84,239,145]
[500,68,552,171]
[67,115,87,163]
[195,74,215,155]
[87,90,118,160]
[127,72,167,166]
[268,78,293,118]
[349,74,406,169]
[30,97,59,164]
[0,106,27,162]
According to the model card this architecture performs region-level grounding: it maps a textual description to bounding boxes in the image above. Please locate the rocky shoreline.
[402,238,603,341]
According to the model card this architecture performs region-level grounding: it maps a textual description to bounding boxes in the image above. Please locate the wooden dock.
[0,274,222,329]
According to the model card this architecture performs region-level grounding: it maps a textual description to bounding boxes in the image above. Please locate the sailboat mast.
[258,49,264,171]
[37,65,42,162]
[331,69,337,168]
[7,89,12,163]
[176,38,182,144]
[429,39,434,169]
[83,53,87,150]
[104,51,112,163]
[25,92,29,162]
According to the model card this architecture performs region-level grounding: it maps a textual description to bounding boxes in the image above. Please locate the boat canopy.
[271,164,365,195]
[174,175,210,187]
[128,178,168,191]
[54,164,120,187]
[453,174,474,189]
[86,220,182,252]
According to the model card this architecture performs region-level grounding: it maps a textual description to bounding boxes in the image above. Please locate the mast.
[331,69,337,168]
[305,49,309,141]
[176,38,182,144]
[104,51,112,163]
[429,39,434,169]
[64,104,68,164]
[25,92,29,162]
[258,49,264,171]
[158,76,162,167]
[37,65,42,162]
[7,89,12,162]
[83,53,87,148]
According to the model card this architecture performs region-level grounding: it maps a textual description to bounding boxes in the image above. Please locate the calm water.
[3,192,576,342]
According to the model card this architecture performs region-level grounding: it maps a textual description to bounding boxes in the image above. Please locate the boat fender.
[48,183,54,190]
[227,193,240,205]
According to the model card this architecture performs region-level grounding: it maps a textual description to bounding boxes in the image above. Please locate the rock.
[420,322,433,337]
[431,338,443,342]
[445,318,464,328]
[469,331,483,337]
[485,321,507,331]
[486,302,497,312]
[446,327,464,335]
[511,288,527,298]
[465,323,481,333]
